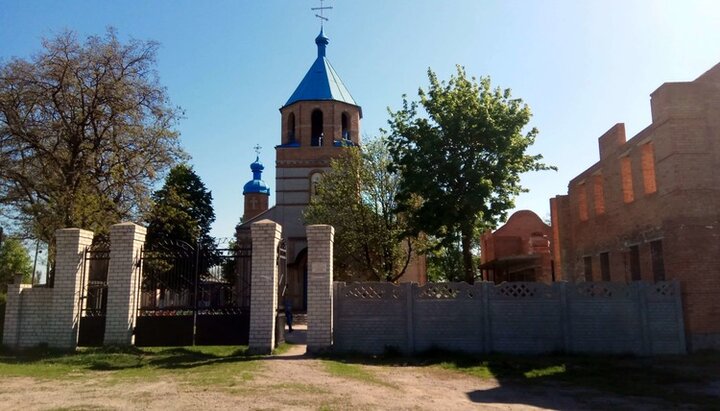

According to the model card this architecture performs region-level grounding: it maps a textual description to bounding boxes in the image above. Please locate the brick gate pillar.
[249,220,282,354]
[306,224,334,353]
[2,275,27,348]
[51,228,94,349]
[104,222,146,345]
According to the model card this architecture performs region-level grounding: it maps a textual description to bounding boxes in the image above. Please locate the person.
[284,298,293,333]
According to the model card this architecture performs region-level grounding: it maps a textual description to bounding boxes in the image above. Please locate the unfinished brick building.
[479,210,554,283]
[551,62,720,350]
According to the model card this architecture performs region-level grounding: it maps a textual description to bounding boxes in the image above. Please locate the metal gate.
[78,239,110,346]
[134,240,252,346]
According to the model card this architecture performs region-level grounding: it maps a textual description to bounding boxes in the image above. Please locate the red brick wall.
[551,62,720,349]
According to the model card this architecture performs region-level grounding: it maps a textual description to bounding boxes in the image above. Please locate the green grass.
[321,359,392,387]
[0,345,260,387]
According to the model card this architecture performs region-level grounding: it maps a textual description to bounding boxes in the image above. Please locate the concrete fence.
[332,281,686,355]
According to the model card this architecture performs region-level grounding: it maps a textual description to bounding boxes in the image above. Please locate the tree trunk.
[461,227,474,284]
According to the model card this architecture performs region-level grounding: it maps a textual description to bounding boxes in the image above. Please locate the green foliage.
[387,66,555,283]
[0,28,186,244]
[0,238,32,291]
[145,164,215,249]
[303,138,420,282]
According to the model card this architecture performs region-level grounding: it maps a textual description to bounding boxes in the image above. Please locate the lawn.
[0,345,260,387]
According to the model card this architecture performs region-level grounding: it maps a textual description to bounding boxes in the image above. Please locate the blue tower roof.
[283,28,359,110]
[243,157,270,195]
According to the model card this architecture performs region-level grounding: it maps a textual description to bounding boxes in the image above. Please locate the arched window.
[341,112,350,140]
[311,109,323,147]
[287,113,296,144]
[310,172,322,197]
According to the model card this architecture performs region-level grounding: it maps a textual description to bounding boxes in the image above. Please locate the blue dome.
[243,156,270,195]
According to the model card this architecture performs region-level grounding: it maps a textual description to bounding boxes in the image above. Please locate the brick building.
[551,62,720,350]
[479,210,553,283]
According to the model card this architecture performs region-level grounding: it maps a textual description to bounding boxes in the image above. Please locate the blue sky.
[2,0,720,238]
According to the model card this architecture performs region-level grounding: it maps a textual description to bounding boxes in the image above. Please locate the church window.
[650,240,665,281]
[641,142,657,194]
[600,252,610,281]
[620,156,634,203]
[629,245,641,281]
[577,182,588,221]
[310,172,322,197]
[583,256,592,281]
[287,113,296,143]
[341,112,350,140]
[593,173,605,215]
[311,109,323,147]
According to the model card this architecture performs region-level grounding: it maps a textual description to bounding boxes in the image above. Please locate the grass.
[0,345,260,387]
[321,359,394,387]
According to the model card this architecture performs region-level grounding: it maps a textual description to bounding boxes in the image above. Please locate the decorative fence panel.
[333,281,686,355]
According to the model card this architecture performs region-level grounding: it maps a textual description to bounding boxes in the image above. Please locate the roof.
[283,29,359,109]
[242,157,270,195]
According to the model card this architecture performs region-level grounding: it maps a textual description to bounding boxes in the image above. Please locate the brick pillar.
[306,224,334,353]
[249,219,281,354]
[104,223,146,345]
[51,228,94,349]
[2,275,27,348]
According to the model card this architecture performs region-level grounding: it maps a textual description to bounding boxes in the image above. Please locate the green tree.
[387,66,554,284]
[0,237,32,291]
[304,138,419,282]
[145,164,215,249]
[0,29,185,244]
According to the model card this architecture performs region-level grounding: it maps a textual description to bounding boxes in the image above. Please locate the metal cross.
[312,0,333,27]
[253,144,262,156]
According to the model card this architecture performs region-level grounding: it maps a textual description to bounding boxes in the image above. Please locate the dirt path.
[0,327,664,410]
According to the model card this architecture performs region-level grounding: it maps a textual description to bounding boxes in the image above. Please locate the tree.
[0,237,32,292]
[304,138,419,282]
[0,29,185,245]
[145,164,215,249]
[387,66,555,284]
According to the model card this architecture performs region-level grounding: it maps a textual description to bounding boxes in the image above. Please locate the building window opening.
[311,109,323,147]
[578,182,589,221]
[620,156,634,203]
[287,113,296,144]
[600,252,610,281]
[593,174,605,215]
[341,112,350,140]
[583,256,592,281]
[650,240,665,281]
[629,245,641,281]
[641,142,657,194]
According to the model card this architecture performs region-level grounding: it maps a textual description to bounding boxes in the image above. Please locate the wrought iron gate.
[134,240,252,346]
[78,240,110,346]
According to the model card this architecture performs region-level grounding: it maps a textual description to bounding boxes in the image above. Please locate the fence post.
[104,223,146,345]
[481,281,491,353]
[2,275,26,348]
[306,224,334,354]
[559,281,571,353]
[406,283,415,355]
[249,220,281,354]
[637,282,651,355]
[52,228,94,349]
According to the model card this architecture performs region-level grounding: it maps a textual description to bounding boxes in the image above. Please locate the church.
[236,28,365,311]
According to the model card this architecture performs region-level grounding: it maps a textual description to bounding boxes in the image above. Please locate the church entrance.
[285,249,308,312]
[134,240,251,346]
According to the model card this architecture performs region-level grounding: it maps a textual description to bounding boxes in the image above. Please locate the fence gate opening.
[134,240,251,346]
[78,239,110,347]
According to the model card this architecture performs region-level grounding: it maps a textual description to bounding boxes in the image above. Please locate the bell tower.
[274,28,362,241]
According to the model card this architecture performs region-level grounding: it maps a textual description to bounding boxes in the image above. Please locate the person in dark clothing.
[284,298,293,333]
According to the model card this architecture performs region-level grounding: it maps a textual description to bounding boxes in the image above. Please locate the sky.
[2,0,720,239]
